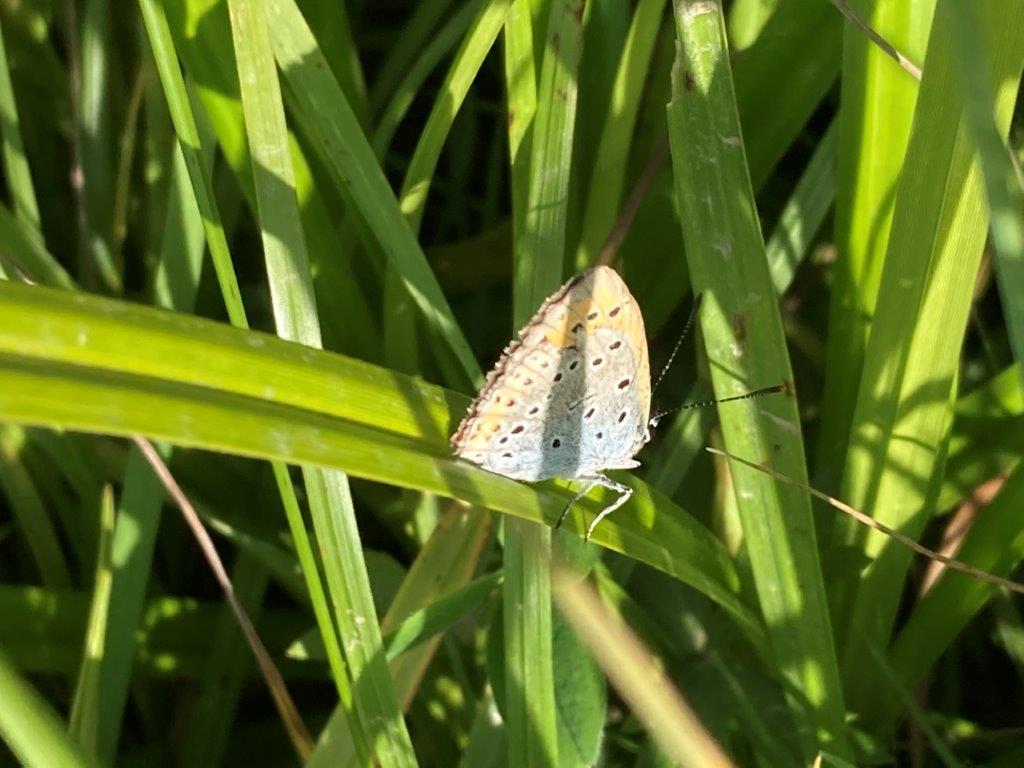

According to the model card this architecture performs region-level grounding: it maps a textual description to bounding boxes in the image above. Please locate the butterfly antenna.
[649,383,788,427]
[651,292,703,397]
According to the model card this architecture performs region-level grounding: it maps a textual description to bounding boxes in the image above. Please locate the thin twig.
[132,437,315,759]
[595,136,670,267]
[708,446,1024,596]
[827,0,922,81]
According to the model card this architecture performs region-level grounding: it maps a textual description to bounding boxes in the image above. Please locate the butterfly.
[451,266,651,539]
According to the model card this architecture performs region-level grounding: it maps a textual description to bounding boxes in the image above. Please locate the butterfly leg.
[555,477,600,530]
[584,475,633,542]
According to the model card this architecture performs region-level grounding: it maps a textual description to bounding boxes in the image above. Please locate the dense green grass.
[0,0,1022,765]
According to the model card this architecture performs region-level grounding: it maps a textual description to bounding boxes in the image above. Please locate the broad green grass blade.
[947,3,1024,389]
[574,0,665,269]
[138,0,247,327]
[506,0,591,765]
[264,0,483,390]
[0,424,71,587]
[228,0,400,763]
[67,485,114,760]
[667,2,849,759]
[816,0,932,489]
[835,0,1024,714]
[0,281,766,650]
[0,651,98,768]
[0,17,40,230]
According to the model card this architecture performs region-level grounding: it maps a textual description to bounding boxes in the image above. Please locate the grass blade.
[815,0,931,488]
[0,16,40,230]
[0,651,97,768]
[947,3,1024,389]
[552,571,733,768]
[227,0,414,762]
[68,485,114,759]
[834,0,1024,713]
[667,2,850,759]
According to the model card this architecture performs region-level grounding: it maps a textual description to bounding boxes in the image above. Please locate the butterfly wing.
[451,266,650,481]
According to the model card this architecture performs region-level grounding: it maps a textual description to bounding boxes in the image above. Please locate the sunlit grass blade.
[667,1,850,759]
[946,3,1024,389]
[552,571,734,768]
[227,0,405,762]
[143,2,370,759]
[306,506,492,768]
[137,0,247,327]
[0,650,97,768]
[67,485,114,759]
[834,0,1024,714]
[815,0,931,489]
[505,0,591,764]
[732,0,840,188]
[264,0,482,391]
